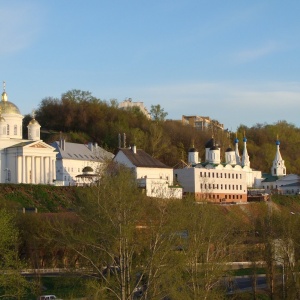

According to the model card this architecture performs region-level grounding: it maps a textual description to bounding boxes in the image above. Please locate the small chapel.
[0,83,57,184]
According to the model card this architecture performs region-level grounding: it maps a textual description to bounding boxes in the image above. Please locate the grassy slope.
[0,184,79,212]
[1,183,300,216]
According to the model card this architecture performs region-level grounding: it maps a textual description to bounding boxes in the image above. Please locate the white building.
[51,139,114,186]
[118,98,151,119]
[0,84,57,184]
[114,145,182,199]
[261,139,300,194]
[175,140,248,203]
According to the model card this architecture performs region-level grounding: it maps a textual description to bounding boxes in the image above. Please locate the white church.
[0,83,57,184]
[174,135,264,203]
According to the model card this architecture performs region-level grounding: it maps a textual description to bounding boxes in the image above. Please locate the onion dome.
[210,145,219,150]
[234,138,239,143]
[28,118,40,125]
[243,137,247,142]
[226,147,233,152]
[82,166,93,173]
[276,140,280,145]
[188,147,197,152]
[205,138,214,148]
[0,83,21,115]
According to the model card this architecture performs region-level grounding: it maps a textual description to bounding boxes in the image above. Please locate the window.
[14,125,17,135]
[240,174,242,179]
[7,124,9,135]
[208,173,210,178]
[220,173,222,178]
[224,173,227,179]
[212,172,214,178]
[221,184,223,189]
[240,185,242,190]
[225,184,227,189]
[236,174,238,179]
[236,185,238,190]
[200,172,202,177]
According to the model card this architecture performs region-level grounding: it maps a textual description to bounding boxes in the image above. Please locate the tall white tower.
[241,135,250,167]
[271,138,286,176]
[234,135,241,165]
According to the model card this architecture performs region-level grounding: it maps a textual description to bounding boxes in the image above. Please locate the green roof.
[262,173,278,183]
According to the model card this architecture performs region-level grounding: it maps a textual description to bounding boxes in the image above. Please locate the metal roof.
[51,141,113,162]
[116,148,169,168]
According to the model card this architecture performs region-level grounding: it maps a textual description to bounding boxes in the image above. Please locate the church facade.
[174,135,264,203]
[0,84,57,184]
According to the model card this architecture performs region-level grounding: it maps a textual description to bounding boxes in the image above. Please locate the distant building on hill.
[0,82,57,184]
[182,115,224,131]
[118,98,151,119]
[51,139,114,186]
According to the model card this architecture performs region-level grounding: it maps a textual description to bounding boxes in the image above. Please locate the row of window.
[199,171,242,179]
[204,194,243,200]
[3,125,22,136]
[201,183,243,190]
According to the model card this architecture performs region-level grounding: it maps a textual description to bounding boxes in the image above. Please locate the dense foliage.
[25,89,300,172]
[2,170,300,299]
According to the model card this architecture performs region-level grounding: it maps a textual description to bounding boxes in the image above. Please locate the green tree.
[0,210,31,298]
[150,104,168,122]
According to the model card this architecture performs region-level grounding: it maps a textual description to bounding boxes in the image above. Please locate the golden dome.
[0,83,21,115]
[28,118,40,125]
[0,100,21,114]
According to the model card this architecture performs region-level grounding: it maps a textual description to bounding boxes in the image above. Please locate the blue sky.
[1,1,300,131]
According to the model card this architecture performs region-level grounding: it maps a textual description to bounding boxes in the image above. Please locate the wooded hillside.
[24,89,300,173]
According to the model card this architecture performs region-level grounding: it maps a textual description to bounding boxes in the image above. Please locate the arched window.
[7,124,9,135]
[14,125,17,135]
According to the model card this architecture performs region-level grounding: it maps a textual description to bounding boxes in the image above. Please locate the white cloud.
[234,41,283,63]
[0,3,43,55]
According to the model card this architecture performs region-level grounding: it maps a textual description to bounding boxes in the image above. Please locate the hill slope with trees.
[23,89,300,173]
